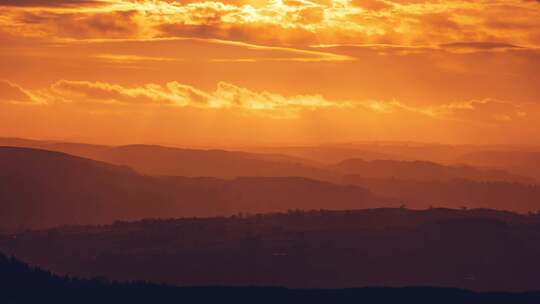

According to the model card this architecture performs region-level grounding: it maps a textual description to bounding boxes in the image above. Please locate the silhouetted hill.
[4,137,534,185]
[333,159,532,183]
[250,143,484,164]
[0,146,161,230]
[97,145,333,179]
[0,138,333,180]
[0,147,387,231]
[251,145,407,163]
[41,142,113,160]
[0,137,56,147]
[459,151,540,181]
[342,177,540,212]
[251,143,540,166]
[2,254,539,304]
[0,138,112,159]
[2,209,540,292]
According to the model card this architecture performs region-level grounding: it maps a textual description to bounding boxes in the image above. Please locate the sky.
[1,0,539,146]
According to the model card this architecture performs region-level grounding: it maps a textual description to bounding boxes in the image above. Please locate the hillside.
[458,151,540,181]
[0,138,332,180]
[342,177,540,212]
[3,208,540,292]
[0,147,386,231]
[96,145,333,179]
[2,254,539,304]
[2,138,533,184]
[333,159,532,183]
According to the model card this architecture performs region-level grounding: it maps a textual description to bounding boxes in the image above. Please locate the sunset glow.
[1,0,540,145]
[4,2,540,298]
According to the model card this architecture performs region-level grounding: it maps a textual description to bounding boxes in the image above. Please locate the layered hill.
[342,177,540,212]
[1,137,534,184]
[333,158,532,183]
[0,147,386,231]
[458,151,540,181]
[0,138,332,180]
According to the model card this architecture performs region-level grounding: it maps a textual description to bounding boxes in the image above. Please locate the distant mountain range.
[333,158,532,183]
[0,138,333,180]
[1,137,536,184]
[2,141,540,231]
[0,147,389,231]
[458,151,540,181]
[343,177,540,212]
[250,143,540,164]
[252,144,540,182]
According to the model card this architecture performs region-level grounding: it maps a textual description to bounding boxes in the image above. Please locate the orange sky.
[1,0,540,146]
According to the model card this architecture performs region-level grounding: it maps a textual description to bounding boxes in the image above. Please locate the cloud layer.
[1,0,539,48]
[1,79,535,124]
[1,1,539,145]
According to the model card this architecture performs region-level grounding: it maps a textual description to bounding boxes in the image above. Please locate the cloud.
[309,41,539,58]
[431,99,529,124]
[0,27,352,63]
[0,0,105,7]
[41,80,343,117]
[0,80,34,103]
[362,98,532,125]
[351,0,392,11]
[92,53,178,63]
[5,79,537,124]
[13,10,141,39]
[212,82,336,111]
[1,0,540,49]
[439,42,523,53]
[49,80,210,106]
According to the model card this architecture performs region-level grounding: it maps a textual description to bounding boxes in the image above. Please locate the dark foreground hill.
[0,147,388,231]
[3,208,540,292]
[2,254,540,304]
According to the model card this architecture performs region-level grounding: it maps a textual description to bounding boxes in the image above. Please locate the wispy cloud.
[2,79,536,124]
[0,80,40,104]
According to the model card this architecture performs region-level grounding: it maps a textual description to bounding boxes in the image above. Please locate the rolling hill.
[0,147,387,231]
[458,151,540,181]
[342,176,540,212]
[0,138,333,180]
[1,137,534,185]
[333,159,533,183]
[3,209,540,292]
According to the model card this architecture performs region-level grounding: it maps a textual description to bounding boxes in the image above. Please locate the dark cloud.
[485,20,536,30]
[159,22,318,46]
[16,10,140,38]
[0,0,105,7]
